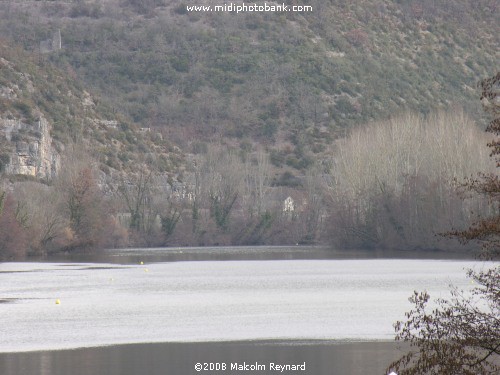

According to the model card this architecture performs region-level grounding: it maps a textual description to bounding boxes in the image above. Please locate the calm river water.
[0,246,494,374]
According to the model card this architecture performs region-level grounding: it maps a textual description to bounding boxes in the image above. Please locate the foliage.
[389,73,500,374]
[62,166,110,252]
[0,0,496,165]
[67,169,95,230]
[1,1,498,250]
[161,208,181,239]
[444,73,500,258]
[0,193,28,259]
[210,192,238,231]
[12,182,67,255]
[0,41,177,177]
[233,210,275,245]
[119,171,154,232]
[388,268,499,375]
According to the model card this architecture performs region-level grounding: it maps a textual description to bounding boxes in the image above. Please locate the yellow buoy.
[55,299,61,305]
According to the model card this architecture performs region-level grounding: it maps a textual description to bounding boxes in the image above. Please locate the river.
[0,246,493,374]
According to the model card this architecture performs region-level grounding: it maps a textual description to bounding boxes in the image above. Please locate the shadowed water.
[0,340,409,375]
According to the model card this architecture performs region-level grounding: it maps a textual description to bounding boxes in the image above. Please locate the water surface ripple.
[0,256,491,353]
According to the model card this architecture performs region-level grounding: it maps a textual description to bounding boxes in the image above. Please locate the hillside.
[0,0,497,171]
[0,41,180,181]
[0,1,498,256]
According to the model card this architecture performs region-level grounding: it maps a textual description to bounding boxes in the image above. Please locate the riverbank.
[13,245,478,264]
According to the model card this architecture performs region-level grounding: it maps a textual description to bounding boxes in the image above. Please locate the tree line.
[326,109,495,251]
[0,143,324,259]
[0,108,494,259]
[388,73,499,375]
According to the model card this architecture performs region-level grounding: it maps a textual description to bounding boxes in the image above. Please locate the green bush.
[13,100,35,123]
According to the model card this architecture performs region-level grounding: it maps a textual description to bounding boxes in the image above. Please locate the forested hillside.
[0,0,497,168]
[0,41,179,178]
[0,0,498,256]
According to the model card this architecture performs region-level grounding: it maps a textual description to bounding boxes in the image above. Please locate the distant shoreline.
[12,244,478,264]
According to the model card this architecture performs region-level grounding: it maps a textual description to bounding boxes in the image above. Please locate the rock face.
[1,116,60,180]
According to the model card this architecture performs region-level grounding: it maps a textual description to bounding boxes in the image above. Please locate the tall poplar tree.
[388,73,500,375]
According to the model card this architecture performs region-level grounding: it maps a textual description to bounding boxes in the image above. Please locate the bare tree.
[0,193,28,259]
[389,73,500,374]
[118,171,185,245]
[243,150,271,216]
[56,146,110,252]
[444,73,500,258]
[327,110,494,249]
[303,164,325,243]
[200,145,244,231]
[388,268,499,375]
[119,171,154,232]
[13,182,66,255]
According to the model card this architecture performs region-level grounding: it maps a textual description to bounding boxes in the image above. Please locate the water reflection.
[0,341,409,375]
[26,245,474,264]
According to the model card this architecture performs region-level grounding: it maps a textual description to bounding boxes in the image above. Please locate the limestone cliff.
[0,41,178,184]
[1,116,60,179]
